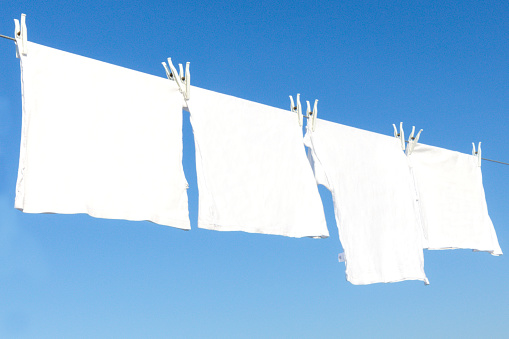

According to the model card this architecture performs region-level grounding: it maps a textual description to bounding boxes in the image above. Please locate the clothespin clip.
[406,126,423,155]
[392,122,405,151]
[14,13,27,58]
[289,94,303,126]
[472,142,482,167]
[162,58,190,100]
[306,99,318,132]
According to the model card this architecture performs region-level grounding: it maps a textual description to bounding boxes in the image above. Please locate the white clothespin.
[162,58,190,100]
[306,99,318,132]
[472,142,482,167]
[392,122,405,151]
[289,93,303,126]
[14,13,27,58]
[406,126,423,155]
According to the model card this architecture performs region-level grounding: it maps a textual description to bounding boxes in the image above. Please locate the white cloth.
[15,42,190,229]
[305,119,428,285]
[408,143,502,255]
[186,87,328,238]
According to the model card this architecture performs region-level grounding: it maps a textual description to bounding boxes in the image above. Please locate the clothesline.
[0,33,15,41]
[1,32,508,167]
[403,140,509,166]
[482,158,509,166]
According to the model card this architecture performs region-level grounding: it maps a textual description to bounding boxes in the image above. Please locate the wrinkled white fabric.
[186,87,328,238]
[15,42,190,229]
[408,143,502,255]
[305,119,428,285]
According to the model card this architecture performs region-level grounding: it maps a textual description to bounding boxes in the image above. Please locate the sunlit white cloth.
[15,42,190,229]
[186,87,328,238]
[408,143,502,255]
[305,119,428,285]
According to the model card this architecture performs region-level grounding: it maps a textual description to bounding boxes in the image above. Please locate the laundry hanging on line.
[186,86,329,238]
[305,119,429,285]
[408,143,502,255]
[9,36,502,286]
[15,41,191,229]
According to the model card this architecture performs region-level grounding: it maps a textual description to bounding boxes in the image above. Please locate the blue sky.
[0,1,508,338]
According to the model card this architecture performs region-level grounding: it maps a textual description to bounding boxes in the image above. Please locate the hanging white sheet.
[305,119,428,285]
[15,42,190,229]
[408,143,502,255]
[186,87,328,238]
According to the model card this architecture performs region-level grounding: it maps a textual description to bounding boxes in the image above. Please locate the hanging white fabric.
[305,119,428,285]
[15,42,190,229]
[408,143,502,255]
[186,86,329,238]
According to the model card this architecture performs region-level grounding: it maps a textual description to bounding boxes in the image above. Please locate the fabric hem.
[17,208,191,230]
[426,246,502,256]
[198,221,328,239]
[346,275,429,285]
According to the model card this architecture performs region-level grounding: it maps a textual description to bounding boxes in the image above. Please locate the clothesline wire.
[404,140,509,166]
[0,34,15,41]
[482,158,509,166]
[2,32,509,167]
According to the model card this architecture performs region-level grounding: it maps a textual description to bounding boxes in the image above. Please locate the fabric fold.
[186,86,328,238]
[408,143,502,255]
[305,119,428,285]
[15,42,190,229]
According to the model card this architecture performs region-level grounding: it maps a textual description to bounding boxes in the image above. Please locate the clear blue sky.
[1,1,508,338]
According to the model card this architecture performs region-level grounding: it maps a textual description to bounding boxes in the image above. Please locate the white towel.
[15,42,190,229]
[186,87,328,238]
[305,119,428,285]
[408,143,502,255]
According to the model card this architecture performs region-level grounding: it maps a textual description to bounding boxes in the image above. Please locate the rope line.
[403,140,509,166]
[482,158,509,166]
[0,34,15,41]
[2,32,509,167]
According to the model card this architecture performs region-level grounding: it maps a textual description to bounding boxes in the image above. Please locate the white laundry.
[15,42,190,229]
[305,119,428,285]
[186,86,328,238]
[408,143,502,255]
